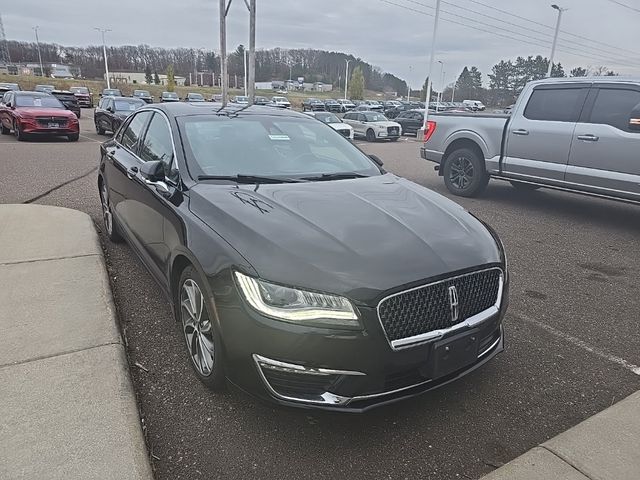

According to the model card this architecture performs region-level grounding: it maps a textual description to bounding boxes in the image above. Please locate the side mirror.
[629,104,640,132]
[368,154,384,167]
[107,106,114,113]
[140,160,165,182]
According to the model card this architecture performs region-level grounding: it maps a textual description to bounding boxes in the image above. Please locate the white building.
[105,72,186,86]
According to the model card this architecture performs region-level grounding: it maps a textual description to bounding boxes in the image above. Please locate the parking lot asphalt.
[1,110,639,480]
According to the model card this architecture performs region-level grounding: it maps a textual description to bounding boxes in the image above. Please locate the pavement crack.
[0,252,99,266]
[0,342,124,370]
[22,165,98,204]
[539,445,594,479]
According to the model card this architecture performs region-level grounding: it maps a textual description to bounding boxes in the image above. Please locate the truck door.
[503,83,589,181]
[566,84,640,200]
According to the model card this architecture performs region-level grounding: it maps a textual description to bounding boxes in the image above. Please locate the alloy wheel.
[100,183,113,236]
[449,156,475,190]
[181,279,215,377]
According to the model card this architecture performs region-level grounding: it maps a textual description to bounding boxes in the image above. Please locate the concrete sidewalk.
[481,389,640,480]
[0,204,153,480]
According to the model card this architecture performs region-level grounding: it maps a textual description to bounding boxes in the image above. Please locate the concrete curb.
[479,389,640,480]
[0,204,154,480]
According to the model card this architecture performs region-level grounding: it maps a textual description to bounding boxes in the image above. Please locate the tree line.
[4,40,408,94]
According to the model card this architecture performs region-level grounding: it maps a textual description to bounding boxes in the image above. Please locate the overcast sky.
[4,0,640,88]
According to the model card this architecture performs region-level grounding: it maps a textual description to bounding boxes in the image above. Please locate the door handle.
[577,134,599,142]
[512,129,529,136]
[126,166,139,179]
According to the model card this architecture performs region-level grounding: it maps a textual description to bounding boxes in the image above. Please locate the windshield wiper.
[197,174,303,184]
[301,172,368,181]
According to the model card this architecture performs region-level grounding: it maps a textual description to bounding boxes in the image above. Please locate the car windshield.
[115,99,145,111]
[16,94,64,108]
[163,92,178,98]
[36,85,54,91]
[134,90,150,96]
[104,89,121,95]
[314,113,341,124]
[180,115,380,179]
[71,87,89,94]
[1,83,19,90]
[273,97,288,102]
[363,113,388,122]
[235,96,248,102]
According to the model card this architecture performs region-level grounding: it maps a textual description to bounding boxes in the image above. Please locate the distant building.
[254,80,333,92]
[105,71,186,86]
[0,62,80,78]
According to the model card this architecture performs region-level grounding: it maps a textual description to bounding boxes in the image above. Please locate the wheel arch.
[441,139,486,177]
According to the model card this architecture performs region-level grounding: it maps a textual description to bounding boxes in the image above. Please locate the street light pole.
[32,26,44,77]
[407,65,412,101]
[344,59,351,100]
[436,60,444,111]
[243,48,247,96]
[547,4,566,77]
[451,80,456,102]
[94,27,112,89]
[422,0,442,135]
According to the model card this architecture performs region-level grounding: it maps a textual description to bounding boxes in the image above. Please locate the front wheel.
[14,122,27,141]
[366,129,376,142]
[443,148,489,197]
[95,122,105,135]
[99,180,123,243]
[177,266,226,391]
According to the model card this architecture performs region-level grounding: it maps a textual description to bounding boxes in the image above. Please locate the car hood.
[328,122,351,130]
[16,107,75,118]
[370,121,400,128]
[189,174,500,304]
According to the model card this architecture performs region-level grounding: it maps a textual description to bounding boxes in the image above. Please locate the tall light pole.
[344,59,351,100]
[32,26,44,77]
[407,65,412,101]
[243,48,247,96]
[451,80,456,102]
[422,0,442,136]
[547,4,566,77]
[436,60,444,111]
[94,27,112,89]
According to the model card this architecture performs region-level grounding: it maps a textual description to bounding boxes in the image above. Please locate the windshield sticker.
[33,98,42,106]
[268,134,290,141]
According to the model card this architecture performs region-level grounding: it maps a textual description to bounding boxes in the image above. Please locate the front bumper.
[22,124,79,135]
[216,273,507,412]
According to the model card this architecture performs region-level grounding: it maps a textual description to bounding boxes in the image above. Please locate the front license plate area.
[48,123,59,129]
[431,329,480,379]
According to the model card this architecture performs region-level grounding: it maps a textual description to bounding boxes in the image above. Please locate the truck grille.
[387,126,400,136]
[378,268,502,344]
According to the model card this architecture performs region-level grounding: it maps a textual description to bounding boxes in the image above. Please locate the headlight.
[234,272,359,329]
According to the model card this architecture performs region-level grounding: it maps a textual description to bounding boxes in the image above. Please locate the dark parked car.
[34,84,55,94]
[393,109,425,136]
[101,88,123,97]
[0,82,21,94]
[94,96,146,135]
[0,91,79,141]
[69,86,93,108]
[161,91,180,102]
[97,103,508,411]
[211,94,223,102]
[132,89,154,104]
[384,103,415,119]
[324,99,342,113]
[254,96,270,105]
[51,90,81,118]
[302,98,325,112]
[185,93,206,102]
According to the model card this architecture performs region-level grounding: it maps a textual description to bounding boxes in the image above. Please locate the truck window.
[589,88,640,132]
[523,87,587,122]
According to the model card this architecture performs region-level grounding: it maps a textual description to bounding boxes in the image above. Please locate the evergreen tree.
[153,72,160,85]
[348,66,365,100]
[144,64,152,84]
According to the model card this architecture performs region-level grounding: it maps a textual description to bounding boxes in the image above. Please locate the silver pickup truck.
[421,77,640,204]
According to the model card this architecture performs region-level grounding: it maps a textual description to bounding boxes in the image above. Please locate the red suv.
[0,91,80,141]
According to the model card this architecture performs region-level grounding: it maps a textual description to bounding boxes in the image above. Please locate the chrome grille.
[387,126,400,136]
[378,268,502,345]
[36,116,68,126]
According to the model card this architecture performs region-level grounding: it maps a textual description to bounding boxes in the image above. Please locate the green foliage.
[455,66,483,101]
[153,72,160,85]
[570,67,587,77]
[166,64,175,91]
[144,65,152,84]
[348,66,365,100]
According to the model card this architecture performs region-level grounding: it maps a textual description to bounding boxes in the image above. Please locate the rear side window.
[120,111,152,151]
[589,88,640,132]
[524,87,587,122]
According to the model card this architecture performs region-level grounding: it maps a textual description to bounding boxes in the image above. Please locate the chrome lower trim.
[377,267,504,350]
[478,329,502,358]
[253,354,365,377]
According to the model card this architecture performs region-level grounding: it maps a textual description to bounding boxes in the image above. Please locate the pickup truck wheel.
[366,129,376,142]
[443,148,489,197]
[510,181,541,191]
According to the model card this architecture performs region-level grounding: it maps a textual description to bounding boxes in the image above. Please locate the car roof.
[15,91,51,96]
[528,76,640,86]
[110,96,144,101]
[138,102,309,120]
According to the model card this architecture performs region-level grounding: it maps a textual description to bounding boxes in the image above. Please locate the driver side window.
[139,113,178,182]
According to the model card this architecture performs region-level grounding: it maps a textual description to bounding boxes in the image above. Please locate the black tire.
[366,129,376,142]
[99,179,123,243]
[177,266,226,391]
[14,122,27,142]
[443,147,489,197]
[510,181,541,191]
[68,133,79,142]
[95,122,105,135]
[1,122,10,135]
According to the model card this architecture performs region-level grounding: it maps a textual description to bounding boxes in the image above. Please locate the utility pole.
[94,27,111,89]
[451,81,456,102]
[243,48,247,95]
[221,0,255,105]
[0,13,11,64]
[248,0,256,104]
[219,0,228,106]
[422,0,442,134]
[436,60,444,111]
[344,59,351,100]
[547,4,566,77]
[32,26,44,77]
[407,65,412,101]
